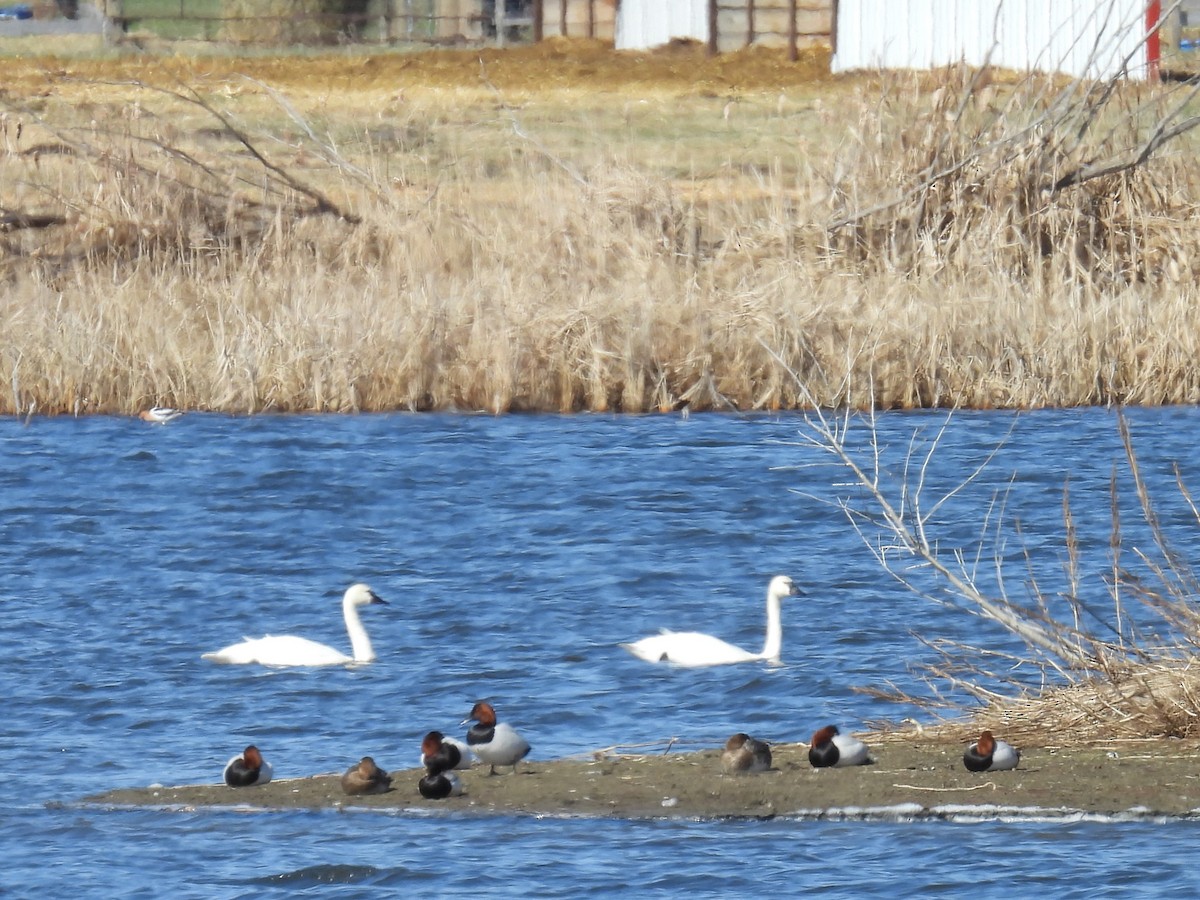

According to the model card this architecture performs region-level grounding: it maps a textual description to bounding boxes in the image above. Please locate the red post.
[1146,0,1162,81]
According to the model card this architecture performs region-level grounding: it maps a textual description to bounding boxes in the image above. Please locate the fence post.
[747,0,754,48]
[707,0,717,55]
[788,0,797,61]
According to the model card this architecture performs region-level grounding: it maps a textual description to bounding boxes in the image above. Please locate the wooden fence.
[104,0,617,45]
[103,0,834,54]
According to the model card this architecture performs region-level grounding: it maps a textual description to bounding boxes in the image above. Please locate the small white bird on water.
[202,583,386,667]
[619,575,798,667]
[138,407,183,424]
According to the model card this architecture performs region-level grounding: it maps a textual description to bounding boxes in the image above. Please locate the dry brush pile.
[4,46,1200,415]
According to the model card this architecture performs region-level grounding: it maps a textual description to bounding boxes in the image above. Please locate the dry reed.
[3,46,1200,415]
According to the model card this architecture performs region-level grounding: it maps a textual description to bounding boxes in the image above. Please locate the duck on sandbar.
[420,730,474,772]
[963,730,1020,772]
[463,701,530,775]
[720,733,773,774]
[341,756,393,795]
[223,745,272,787]
[808,725,872,768]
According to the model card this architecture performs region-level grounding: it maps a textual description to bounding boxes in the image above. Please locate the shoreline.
[83,736,1200,820]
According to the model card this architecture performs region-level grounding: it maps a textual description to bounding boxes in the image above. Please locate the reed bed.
[3,44,1200,416]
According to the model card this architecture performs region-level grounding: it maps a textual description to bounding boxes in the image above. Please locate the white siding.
[833,0,1155,79]
[616,0,708,50]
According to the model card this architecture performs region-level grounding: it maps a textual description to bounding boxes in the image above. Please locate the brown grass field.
[3,36,1200,415]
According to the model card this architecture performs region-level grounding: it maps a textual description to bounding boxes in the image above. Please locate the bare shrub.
[825,62,1200,287]
[789,388,1200,743]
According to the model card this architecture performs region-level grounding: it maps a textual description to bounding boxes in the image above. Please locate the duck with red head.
[223,745,272,787]
[419,731,467,799]
[418,767,464,799]
[341,757,393,795]
[419,730,475,771]
[463,701,530,775]
[720,733,772,774]
[963,730,1020,772]
[808,725,871,768]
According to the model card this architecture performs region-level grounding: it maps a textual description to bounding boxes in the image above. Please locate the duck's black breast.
[419,773,452,799]
[808,743,840,768]
[224,761,259,787]
[963,746,993,772]
[467,724,496,746]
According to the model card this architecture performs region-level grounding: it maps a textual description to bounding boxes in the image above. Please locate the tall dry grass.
[4,50,1200,415]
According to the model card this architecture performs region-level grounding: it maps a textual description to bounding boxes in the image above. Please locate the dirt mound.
[0,36,831,95]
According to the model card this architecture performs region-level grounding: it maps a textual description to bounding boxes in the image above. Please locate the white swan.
[202,583,386,667]
[619,575,797,667]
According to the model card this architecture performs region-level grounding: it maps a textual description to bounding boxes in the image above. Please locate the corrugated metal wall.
[615,0,708,49]
[833,0,1154,79]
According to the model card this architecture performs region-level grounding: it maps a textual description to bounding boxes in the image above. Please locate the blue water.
[4,408,1200,896]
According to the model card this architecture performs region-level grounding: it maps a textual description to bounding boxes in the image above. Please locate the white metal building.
[832,0,1161,80]
[615,0,707,49]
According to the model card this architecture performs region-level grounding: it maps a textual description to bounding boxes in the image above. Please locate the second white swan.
[620,575,797,667]
[202,583,387,667]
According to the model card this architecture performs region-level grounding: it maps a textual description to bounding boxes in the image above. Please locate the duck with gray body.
[463,701,530,775]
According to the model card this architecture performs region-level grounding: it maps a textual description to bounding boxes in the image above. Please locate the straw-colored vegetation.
[3,37,1200,417]
[6,36,1200,746]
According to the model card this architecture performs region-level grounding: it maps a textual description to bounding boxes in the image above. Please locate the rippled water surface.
[5,408,1200,897]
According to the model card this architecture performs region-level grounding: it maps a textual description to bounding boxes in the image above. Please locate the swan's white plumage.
[620,575,797,667]
[202,583,385,667]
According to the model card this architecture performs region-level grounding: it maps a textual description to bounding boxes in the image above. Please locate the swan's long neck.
[344,601,376,662]
[759,589,784,663]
